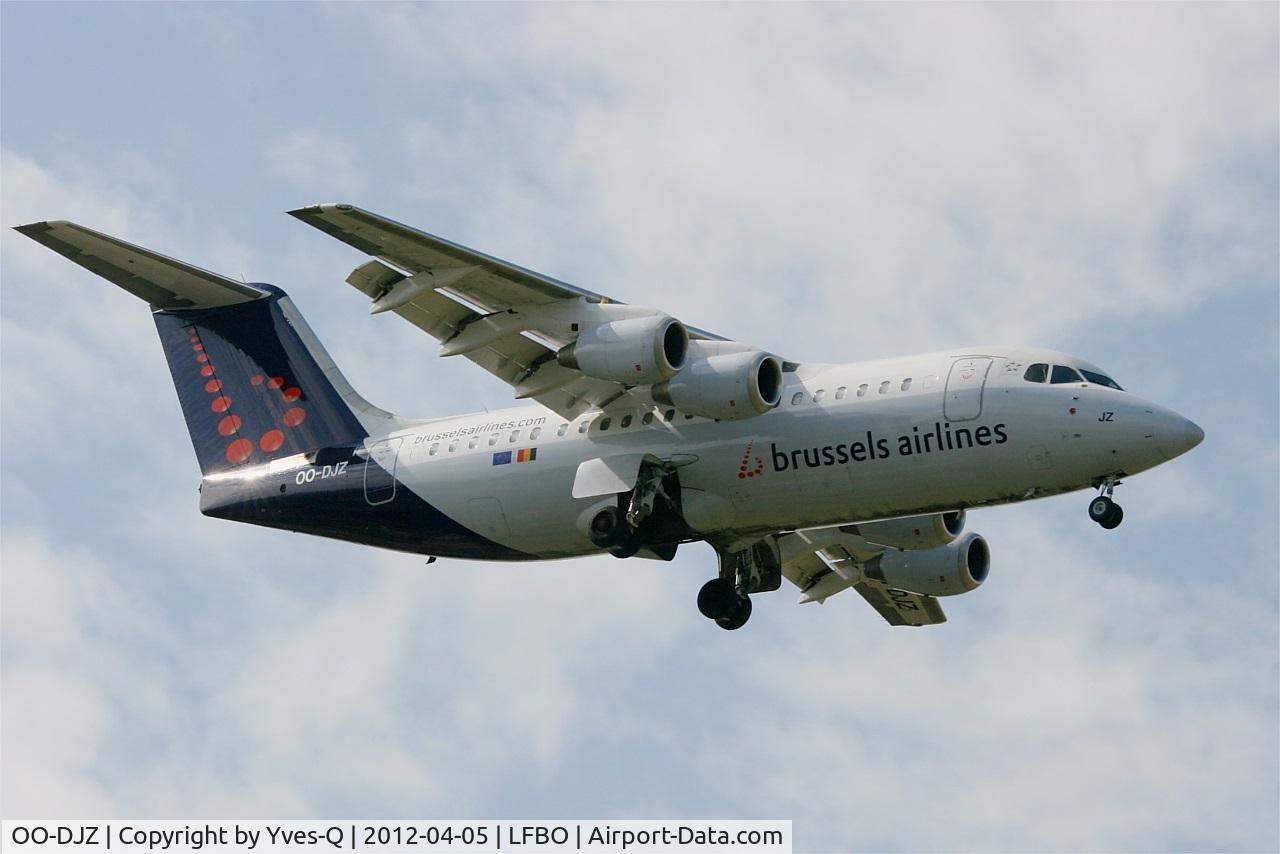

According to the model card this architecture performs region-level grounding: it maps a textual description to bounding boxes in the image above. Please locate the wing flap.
[853,582,947,626]
[779,525,948,626]
[14,220,265,309]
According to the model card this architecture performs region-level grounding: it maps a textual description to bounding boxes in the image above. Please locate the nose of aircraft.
[1155,411,1205,461]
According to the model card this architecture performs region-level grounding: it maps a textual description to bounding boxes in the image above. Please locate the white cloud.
[358,4,1276,365]
[264,131,366,196]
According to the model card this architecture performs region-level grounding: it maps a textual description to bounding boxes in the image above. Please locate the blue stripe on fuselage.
[199,447,532,561]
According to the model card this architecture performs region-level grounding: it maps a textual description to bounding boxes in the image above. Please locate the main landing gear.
[695,538,782,631]
[1088,477,1124,529]
[587,460,686,560]
[697,578,753,630]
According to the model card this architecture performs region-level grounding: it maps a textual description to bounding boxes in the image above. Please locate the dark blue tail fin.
[14,219,386,477]
[154,287,369,475]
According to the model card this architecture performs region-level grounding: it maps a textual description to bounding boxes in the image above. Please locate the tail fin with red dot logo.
[153,288,371,475]
[15,219,378,475]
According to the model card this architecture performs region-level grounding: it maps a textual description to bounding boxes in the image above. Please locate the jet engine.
[651,350,783,421]
[557,316,688,385]
[865,531,990,597]
[852,510,966,551]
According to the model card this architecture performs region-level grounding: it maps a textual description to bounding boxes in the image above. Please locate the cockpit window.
[1080,369,1123,391]
[1050,365,1083,384]
[1023,363,1048,383]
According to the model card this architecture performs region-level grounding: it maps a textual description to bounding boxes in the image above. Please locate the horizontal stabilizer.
[13,220,266,309]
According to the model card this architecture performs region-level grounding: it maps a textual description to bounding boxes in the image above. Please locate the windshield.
[1079,368,1123,390]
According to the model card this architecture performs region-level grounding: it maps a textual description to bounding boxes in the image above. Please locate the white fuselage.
[375,347,1190,558]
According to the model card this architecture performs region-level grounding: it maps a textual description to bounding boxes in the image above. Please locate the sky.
[1,3,1277,851]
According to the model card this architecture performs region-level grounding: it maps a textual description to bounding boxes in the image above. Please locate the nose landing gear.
[1088,477,1124,529]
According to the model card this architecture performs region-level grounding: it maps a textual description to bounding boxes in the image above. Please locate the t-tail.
[15,219,525,560]
[15,220,376,476]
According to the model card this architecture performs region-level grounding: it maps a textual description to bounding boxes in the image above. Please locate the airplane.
[14,204,1204,630]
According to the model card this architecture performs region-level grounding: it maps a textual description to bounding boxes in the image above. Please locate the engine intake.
[557,316,688,385]
[651,351,783,421]
[866,531,990,597]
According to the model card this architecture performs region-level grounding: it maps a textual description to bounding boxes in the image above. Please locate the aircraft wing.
[778,527,948,627]
[287,203,737,420]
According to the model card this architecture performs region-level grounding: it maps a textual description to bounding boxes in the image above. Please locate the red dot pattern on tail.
[225,438,253,465]
[259,430,285,452]
[185,324,315,465]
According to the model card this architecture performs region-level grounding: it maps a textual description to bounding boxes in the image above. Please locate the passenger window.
[451,440,462,452]
[857,384,868,397]
[557,423,568,437]
[685,413,694,420]
[429,442,439,456]
[641,412,654,425]
[901,378,912,391]
[599,417,612,431]
[620,414,632,429]
[578,421,589,434]
[1051,365,1083,384]
[509,429,520,443]
[1024,363,1048,383]
[488,434,499,446]
[835,386,847,400]
[878,381,890,394]
[814,389,826,403]
[530,427,542,440]
[791,391,805,406]
[665,409,676,421]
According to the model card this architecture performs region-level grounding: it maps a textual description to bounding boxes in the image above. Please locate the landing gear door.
[944,357,993,422]
[363,437,403,505]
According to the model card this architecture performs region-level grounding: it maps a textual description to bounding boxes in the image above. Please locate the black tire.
[589,506,625,548]
[1099,503,1124,530]
[609,536,641,559]
[1088,496,1115,524]
[697,578,736,620]
[715,595,753,631]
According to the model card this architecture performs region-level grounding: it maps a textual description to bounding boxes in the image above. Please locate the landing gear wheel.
[1088,496,1124,529]
[589,506,626,548]
[1088,496,1116,524]
[697,578,736,620]
[715,595,753,631]
[609,535,641,559]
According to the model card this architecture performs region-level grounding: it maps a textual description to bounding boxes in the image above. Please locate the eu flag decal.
[492,451,513,465]
[517,447,538,463]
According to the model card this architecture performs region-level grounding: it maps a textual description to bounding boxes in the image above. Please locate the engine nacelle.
[865,531,990,597]
[557,316,688,385]
[651,351,783,420]
[852,510,966,551]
